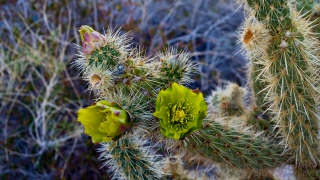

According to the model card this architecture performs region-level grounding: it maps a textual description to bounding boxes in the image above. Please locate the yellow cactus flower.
[153,83,207,140]
[77,100,130,143]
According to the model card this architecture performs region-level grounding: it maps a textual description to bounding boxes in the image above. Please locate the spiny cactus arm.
[247,62,278,136]
[205,82,275,136]
[243,0,320,169]
[245,0,291,31]
[208,82,277,137]
[98,134,164,180]
[207,82,247,117]
[250,62,268,108]
[246,106,275,135]
[75,26,131,71]
[238,15,271,109]
[111,53,161,99]
[184,117,284,171]
[156,48,196,87]
[297,0,320,36]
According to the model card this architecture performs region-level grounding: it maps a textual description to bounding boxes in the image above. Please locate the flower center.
[172,109,186,123]
[166,98,195,129]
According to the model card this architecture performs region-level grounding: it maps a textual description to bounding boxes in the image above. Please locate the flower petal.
[81,124,106,143]
[77,100,130,143]
[77,106,104,131]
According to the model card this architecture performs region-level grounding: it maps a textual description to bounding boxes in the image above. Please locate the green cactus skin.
[112,58,161,100]
[250,62,268,108]
[245,0,320,169]
[247,107,274,134]
[98,134,163,180]
[185,118,284,171]
[159,60,187,84]
[88,45,121,69]
[297,0,320,38]
[248,62,278,137]
[157,49,195,86]
[297,0,317,13]
[246,0,291,31]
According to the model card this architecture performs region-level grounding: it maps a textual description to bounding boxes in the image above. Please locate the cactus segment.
[98,134,163,180]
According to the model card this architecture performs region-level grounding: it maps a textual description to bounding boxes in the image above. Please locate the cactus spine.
[243,0,320,171]
[98,134,163,180]
[74,0,320,177]
[185,118,283,170]
[297,0,320,36]
[207,82,247,116]
[75,25,284,179]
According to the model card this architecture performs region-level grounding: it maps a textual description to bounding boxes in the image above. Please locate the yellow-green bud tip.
[79,25,94,42]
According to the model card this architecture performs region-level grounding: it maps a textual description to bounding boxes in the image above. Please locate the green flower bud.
[153,83,207,140]
[77,100,130,143]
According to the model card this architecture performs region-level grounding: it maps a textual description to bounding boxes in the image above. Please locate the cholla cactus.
[74,25,284,179]
[98,134,163,180]
[73,0,320,177]
[297,0,320,36]
[239,0,320,178]
[207,82,247,116]
[157,49,196,86]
